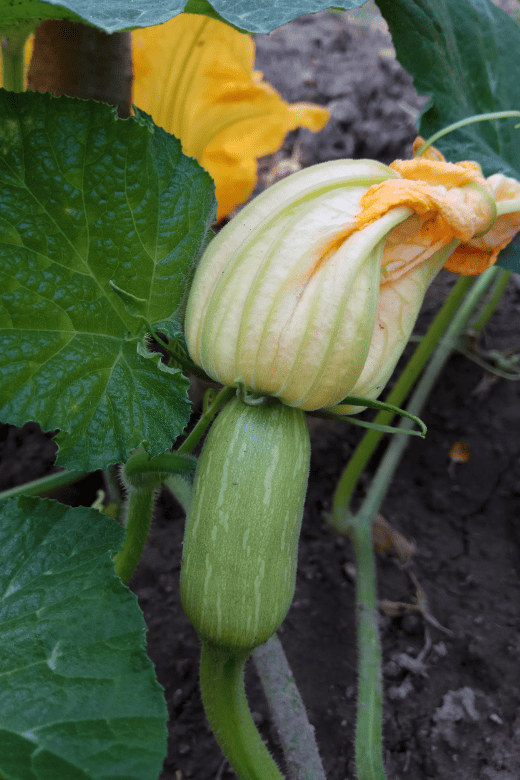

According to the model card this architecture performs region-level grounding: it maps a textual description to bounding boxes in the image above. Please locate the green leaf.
[108,280,149,320]
[0,496,167,780]
[0,91,216,470]
[377,0,520,273]
[0,0,368,35]
[184,0,367,33]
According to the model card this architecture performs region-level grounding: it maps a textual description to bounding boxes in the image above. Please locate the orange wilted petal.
[132,15,329,219]
[449,440,471,463]
[363,157,493,250]
[389,157,484,188]
[445,173,520,274]
[408,141,520,276]
[412,136,446,161]
[313,148,496,286]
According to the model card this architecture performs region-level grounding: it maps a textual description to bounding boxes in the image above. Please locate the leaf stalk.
[0,469,88,500]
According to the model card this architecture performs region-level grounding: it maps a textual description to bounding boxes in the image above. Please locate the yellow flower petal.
[132,14,329,219]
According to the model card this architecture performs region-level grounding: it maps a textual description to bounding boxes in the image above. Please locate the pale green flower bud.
[185,155,500,412]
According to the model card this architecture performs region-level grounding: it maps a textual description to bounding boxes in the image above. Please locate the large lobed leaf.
[0,496,168,780]
[0,0,367,35]
[377,0,520,273]
[0,90,216,470]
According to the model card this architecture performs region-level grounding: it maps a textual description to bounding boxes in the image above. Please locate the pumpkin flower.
[185,143,520,412]
[131,14,329,219]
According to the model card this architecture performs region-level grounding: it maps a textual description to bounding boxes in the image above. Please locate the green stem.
[103,464,124,510]
[177,384,235,455]
[331,274,478,532]
[1,31,28,92]
[252,634,326,780]
[163,473,193,515]
[414,110,520,157]
[124,450,195,479]
[340,267,499,780]
[0,469,88,500]
[200,641,284,780]
[449,344,520,380]
[113,486,156,585]
[470,268,511,336]
[358,266,499,525]
[148,327,212,381]
[352,519,385,780]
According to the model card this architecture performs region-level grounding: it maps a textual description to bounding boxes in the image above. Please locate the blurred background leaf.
[377,0,520,272]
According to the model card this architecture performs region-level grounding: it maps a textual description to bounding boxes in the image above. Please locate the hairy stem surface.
[113,486,156,585]
[253,634,326,780]
[200,641,284,780]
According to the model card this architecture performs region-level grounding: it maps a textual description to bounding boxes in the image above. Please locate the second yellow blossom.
[132,14,329,219]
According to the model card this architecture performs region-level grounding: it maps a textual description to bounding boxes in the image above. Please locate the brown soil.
[1,7,519,780]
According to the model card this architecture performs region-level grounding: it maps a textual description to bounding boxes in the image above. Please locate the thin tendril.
[414,111,520,157]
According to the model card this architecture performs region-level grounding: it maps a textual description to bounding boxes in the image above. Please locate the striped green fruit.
[181,395,310,652]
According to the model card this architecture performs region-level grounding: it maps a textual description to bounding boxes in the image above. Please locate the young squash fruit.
[181,394,310,653]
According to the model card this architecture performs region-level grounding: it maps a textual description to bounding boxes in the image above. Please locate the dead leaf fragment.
[449,440,471,463]
[372,513,415,564]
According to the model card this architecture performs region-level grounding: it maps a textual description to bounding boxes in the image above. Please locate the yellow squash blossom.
[185,142,520,412]
[132,14,329,219]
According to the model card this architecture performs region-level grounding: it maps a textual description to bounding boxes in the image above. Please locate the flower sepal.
[316,395,427,438]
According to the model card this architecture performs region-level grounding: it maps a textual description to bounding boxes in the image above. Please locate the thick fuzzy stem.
[113,486,157,585]
[200,641,284,780]
[253,634,326,780]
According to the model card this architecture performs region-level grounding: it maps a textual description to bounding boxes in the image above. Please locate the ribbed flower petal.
[329,220,460,414]
[186,159,417,410]
[132,14,329,219]
[186,145,520,413]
